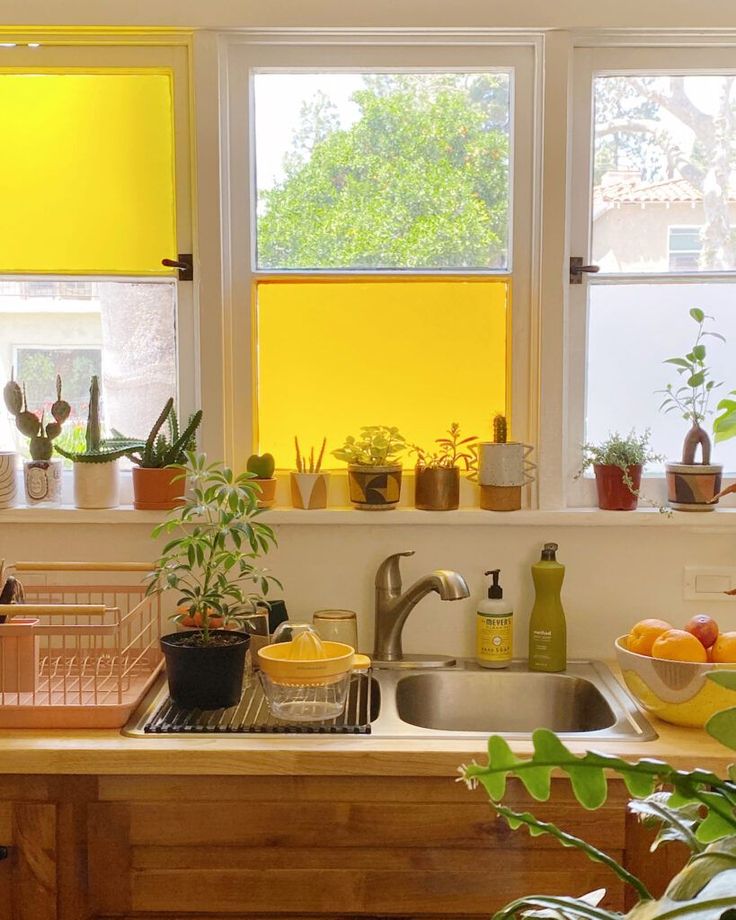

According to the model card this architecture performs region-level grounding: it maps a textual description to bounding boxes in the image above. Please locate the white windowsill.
[4,504,736,530]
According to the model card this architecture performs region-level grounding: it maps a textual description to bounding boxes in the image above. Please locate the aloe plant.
[459,671,736,919]
[121,398,202,469]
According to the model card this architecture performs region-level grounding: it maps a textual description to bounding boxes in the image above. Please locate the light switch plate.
[684,566,736,601]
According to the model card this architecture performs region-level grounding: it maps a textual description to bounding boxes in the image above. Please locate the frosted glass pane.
[0,280,177,460]
[0,73,176,274]
[256,280,508,467]
[254,73,511,270]
[586,283,736,472]
[593,75,736,273]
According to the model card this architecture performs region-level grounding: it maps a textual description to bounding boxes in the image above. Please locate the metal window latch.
[569,256,600,284]
[161,254,193,281]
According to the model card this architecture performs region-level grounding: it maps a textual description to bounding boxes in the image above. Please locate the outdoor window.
[0,46,192,466]
[570,53,736,500]
[236,47,536,469]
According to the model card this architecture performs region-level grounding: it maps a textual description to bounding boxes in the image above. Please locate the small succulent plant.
[3,372,71,461]
[55,376,143,464]
[332,426,406,467]
[247,453,276,479]
[121,398,202,469]
[412,423,477,470]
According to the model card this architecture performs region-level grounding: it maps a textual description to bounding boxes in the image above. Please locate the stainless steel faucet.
[372,551,470,668]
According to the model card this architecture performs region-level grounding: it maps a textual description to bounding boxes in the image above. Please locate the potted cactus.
[332,426,406,510]
[120,398,202,510]
[412,423,477,511]
[3,373,69,504]
[291,436,329,509]
[476,414,534,512]
[246,452,277,507]
[55,376,143,509]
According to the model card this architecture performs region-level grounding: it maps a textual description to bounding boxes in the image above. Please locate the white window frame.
[220,32,542,487]
[567,43,736,508]
[0,40,200,488]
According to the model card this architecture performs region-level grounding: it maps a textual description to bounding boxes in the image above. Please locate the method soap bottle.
[476,569,513,669]
[528,543,567,672]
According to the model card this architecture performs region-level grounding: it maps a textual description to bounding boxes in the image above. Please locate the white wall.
[3,520,734,660]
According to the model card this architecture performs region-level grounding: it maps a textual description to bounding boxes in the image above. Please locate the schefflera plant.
[459,671,736,919]
[3,373,70,461]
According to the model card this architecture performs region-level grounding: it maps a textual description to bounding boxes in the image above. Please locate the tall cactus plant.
[3,372,71,461]
[56,376,143,463]
[492,413,508,444]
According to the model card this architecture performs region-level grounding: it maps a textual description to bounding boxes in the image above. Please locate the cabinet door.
[0,803,57,920]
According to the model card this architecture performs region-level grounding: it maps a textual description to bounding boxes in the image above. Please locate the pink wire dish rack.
[0,562,164,728]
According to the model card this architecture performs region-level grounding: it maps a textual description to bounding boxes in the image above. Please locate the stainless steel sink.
[123,659,656,742]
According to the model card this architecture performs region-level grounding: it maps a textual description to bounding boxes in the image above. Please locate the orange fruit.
[627,618,674,656]
[651,629,708,663]
[711,632,736,663]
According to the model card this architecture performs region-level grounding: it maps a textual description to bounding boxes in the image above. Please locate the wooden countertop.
[0,665,732,777]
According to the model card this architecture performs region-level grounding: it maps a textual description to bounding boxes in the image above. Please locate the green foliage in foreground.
[460,671,736,919]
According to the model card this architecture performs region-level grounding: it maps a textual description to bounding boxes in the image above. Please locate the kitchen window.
[569,48,736,505]
[224,39,537,470]
[0,43,195,460]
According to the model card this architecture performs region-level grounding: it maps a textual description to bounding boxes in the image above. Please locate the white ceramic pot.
[477,442,535,487]
[73,461,120,509]
[23,458,62,505]
[0,452,18,509]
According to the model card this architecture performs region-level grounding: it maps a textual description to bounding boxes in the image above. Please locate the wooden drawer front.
[0,802,57,920]
[89,778,626,916]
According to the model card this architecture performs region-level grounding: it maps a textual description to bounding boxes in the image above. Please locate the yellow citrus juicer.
[258,627,371,685]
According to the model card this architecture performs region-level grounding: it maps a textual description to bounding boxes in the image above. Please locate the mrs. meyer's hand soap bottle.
[528,542,566,672]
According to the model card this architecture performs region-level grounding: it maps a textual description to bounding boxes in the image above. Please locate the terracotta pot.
[665,462,723,512]
[132,466,186,510]
[480,484,521,512]
[73,460,119,509]
[290,472,329,509]
[415,467,459,511]
[347,464,402,510]
[254,477,277,508]
[593,464,641,511]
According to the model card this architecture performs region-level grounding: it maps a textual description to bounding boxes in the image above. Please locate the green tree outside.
[257,74,510,270]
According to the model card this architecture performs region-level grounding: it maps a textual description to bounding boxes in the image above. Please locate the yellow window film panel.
[256,279,508,468]
[0,72,176,274]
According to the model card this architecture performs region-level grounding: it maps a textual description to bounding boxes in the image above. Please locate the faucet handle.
[375,551,415,592]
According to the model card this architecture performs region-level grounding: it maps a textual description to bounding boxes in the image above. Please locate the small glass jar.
[312,609,359,651]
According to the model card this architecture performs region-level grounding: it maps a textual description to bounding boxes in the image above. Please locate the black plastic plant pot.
[160,630,250,710]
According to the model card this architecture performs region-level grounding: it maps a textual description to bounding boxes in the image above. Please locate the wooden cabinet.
[0,773,687,920]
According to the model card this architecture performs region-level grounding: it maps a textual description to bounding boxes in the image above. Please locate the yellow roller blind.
[256,278,509,468]
[0,71,176,274]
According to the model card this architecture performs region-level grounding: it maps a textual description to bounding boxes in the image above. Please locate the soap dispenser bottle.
[528,543,567,672]
[476,569,513,669]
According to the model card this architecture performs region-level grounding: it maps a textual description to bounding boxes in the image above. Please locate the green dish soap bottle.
[528,542,566,672]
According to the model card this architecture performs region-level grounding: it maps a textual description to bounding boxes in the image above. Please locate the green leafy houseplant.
[412,423,478,512]
[146,453,281,709]
[332,426,407,510]
[460,670,736,919]
[579,430,664,511]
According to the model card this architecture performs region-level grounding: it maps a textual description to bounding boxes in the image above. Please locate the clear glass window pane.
[254,72,511,270]
[0,280,178,458]
[586,282,736,473]
[256,279,508,467]
[593,75,736,273]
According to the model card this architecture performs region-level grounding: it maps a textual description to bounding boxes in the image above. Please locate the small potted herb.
[657,308,724,511]
[579,430,663,511]
[147,453,280,709]
[3,372,69,505]
[332,426,406,510]
[291,436,328,509]
[246,452,277,508]
[412,423,477,511]
[121,398,203,510]
[56,376,143,509]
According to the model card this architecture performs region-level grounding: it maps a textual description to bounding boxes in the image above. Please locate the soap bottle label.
[476,612,512,664]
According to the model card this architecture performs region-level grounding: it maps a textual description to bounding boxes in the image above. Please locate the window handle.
[162,254,193,281]
[569,257,600,284]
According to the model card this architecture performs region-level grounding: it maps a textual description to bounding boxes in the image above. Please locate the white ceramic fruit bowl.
[615,635,736,728]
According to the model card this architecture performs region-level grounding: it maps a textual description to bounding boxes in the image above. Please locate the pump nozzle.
[484,568,503,599]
